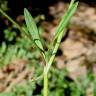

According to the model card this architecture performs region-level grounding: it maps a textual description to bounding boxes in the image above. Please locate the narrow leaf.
[54,2,78,41]
[69,0,76,9]
[24,8,44,51]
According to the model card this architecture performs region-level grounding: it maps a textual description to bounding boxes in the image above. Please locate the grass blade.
[54,2,78,41]
[24,8,44,52]
[69,0,76,9]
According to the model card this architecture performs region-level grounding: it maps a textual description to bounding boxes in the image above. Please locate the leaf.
[54,2,78,41]
[24,8,44,51]
[69,0,76,9]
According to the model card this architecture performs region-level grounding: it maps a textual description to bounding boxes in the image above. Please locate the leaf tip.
[24,8,29,16]
[24,8,27,12]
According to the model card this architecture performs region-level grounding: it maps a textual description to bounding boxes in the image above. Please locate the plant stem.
[0,8,31,39]
[0,8,22,31]
[43,30,65,96]
[44,67,48,96]
[46,30,65,74]
[43,4,78,94]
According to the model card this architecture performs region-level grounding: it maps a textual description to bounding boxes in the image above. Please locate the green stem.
[43,30,65,96]
[44,67,48,96]
[46,30,65,74]
[0,8,22,31]
[0,8,31,39]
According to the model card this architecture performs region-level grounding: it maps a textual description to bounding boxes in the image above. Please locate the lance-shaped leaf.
[54,2,78,41]
[24,8,44,51]
[69,0,76,9]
